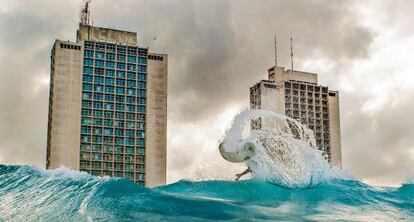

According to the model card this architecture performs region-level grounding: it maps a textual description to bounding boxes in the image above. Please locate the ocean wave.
[1,164,413,221]
[219,110,351,188]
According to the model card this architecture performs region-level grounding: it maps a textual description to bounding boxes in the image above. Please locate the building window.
[136,148,145,155]
[116,71,125,78]
[104,111,114,118]
[82,92,92,99]
[127,89,135,96]
[83,67,93,74]
[81,117,92,125]
[96,51,104,59]
[138,57,147,64]
[127,64,136,71]
[138,65,146,72]
[127,81,136,88]
[127,56,136,63]
[83,75,93,83]
[105,69,115,77]
[105,78,115,86]
[95,60,105,68]
[137,122,145,129]
[105,94,114,102]
[96,43,105,51]
[85,41,94,49]
[116,88,125,95]
[126,97,135,104]
[106,61,115,68]
[106,53,115,60]
[117,54,126,62]
[105,86,114,93]
[82,100,92,108]
[95,68,104,75]
[128,47,137,55]
[116,112,125,119]
[106,44,115,52]
[137,114,145,121]
[137,106,145,113]
[104,128,113,136]
[94,110,103,118]
[116,79,125,87]
[117,46,126,54]
[137,98,145,105]
[127,72,136,79]
[138,82,146,89]
[137,131,145,138]
[137,90,146,97]
[148,55,163,61]
[138,74,146,81]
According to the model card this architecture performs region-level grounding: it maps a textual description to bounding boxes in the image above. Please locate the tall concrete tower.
[46,24,167,187]
[250,66,342,167]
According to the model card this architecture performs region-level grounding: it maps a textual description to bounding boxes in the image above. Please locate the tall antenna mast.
[80,0,92,25]
[290,36,294,71]
[274,35,278,68]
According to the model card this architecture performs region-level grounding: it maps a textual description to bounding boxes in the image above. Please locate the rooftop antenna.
[80,0,92,25]
[290,35,294,71]
[274,35,278,68]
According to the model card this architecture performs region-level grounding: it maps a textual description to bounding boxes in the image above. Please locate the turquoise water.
[0,164,413,221]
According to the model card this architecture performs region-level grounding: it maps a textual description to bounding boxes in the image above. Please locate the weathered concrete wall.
[328,91,342,168]
[47,40,82,170]
[145,54,168,187]
[77,24,137,45]
[269,66,318,84]
[260,81,286,129]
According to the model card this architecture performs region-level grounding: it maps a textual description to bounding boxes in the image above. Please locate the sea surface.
[0,164,413,221]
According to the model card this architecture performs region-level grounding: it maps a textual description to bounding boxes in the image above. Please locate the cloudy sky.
[0,0,413,186]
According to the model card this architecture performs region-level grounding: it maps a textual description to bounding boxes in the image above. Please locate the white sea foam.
[43,165,93,179]
[220,109,347,187]
[14,164,97,181]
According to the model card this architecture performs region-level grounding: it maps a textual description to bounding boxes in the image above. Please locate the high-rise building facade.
[250,66,342,167]
[46,24,167,187]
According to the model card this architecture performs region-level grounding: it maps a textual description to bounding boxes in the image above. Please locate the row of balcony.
[284,82,329,93]
[85,41,147,56]
[286,90,329,99]
[80,161,145,171]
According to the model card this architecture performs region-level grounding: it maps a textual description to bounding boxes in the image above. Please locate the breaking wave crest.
[220,109,347,188]
[0,164,413,221]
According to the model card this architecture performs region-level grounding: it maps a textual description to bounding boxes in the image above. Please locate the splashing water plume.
[220,109,340,187]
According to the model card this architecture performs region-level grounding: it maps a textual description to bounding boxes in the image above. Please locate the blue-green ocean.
[0,164,413,221]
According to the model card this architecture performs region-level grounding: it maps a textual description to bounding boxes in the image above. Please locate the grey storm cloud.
[89,0,375,121]
[0,0,413,186]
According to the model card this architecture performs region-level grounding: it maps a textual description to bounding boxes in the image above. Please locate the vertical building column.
[145,54,168,187]
[328,91,342,168]
[47,41,83,170]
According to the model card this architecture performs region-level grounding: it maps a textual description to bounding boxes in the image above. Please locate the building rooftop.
[268,66,318,84]
[76,24,137,45]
